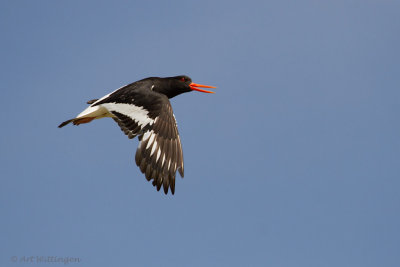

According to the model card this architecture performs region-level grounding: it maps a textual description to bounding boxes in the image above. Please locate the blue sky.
[1,0,399,266]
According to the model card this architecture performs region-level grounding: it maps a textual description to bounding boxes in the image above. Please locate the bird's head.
[153,75,216,98]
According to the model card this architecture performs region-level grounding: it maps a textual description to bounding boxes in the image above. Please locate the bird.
[58,75,215,195]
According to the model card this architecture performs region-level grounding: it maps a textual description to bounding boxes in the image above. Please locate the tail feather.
[58,119,74,128]
[58,117,96,128]
[59,104,109,128]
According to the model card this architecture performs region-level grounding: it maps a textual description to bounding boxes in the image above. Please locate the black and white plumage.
[58,75,215,194]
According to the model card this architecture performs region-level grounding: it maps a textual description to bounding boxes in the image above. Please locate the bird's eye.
[181,77,186,82]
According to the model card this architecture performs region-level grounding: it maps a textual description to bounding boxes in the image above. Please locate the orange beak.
[189,82,216,94]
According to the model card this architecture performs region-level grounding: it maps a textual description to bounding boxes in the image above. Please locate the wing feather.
[135,102,184,194]
[92,86,184,194]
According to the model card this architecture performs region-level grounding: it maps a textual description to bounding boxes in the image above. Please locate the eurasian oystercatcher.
[58,75,215,194]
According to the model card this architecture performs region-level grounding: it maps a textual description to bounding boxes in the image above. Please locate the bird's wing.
[135,102,184,195]
[93,89,184,194]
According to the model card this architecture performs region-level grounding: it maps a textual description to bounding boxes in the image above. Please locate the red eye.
[181,77,185,82]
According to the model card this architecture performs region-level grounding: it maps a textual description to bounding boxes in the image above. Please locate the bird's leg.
[72,117,95,125]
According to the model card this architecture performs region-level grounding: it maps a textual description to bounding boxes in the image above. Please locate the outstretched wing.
[93,87,184,194]
[134,102,184,195]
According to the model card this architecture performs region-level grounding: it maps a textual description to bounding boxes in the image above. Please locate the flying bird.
[58,75,215,194]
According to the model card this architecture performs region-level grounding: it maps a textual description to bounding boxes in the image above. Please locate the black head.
[151,75,215,99]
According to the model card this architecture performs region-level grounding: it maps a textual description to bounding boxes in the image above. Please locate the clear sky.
[1,0,399,266]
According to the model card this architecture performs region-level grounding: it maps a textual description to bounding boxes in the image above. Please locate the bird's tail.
[58,119,74,128]
[58,104,110,128]
[58,117,96,128]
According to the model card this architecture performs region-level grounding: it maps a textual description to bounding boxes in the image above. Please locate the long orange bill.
[190,82,216,94]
